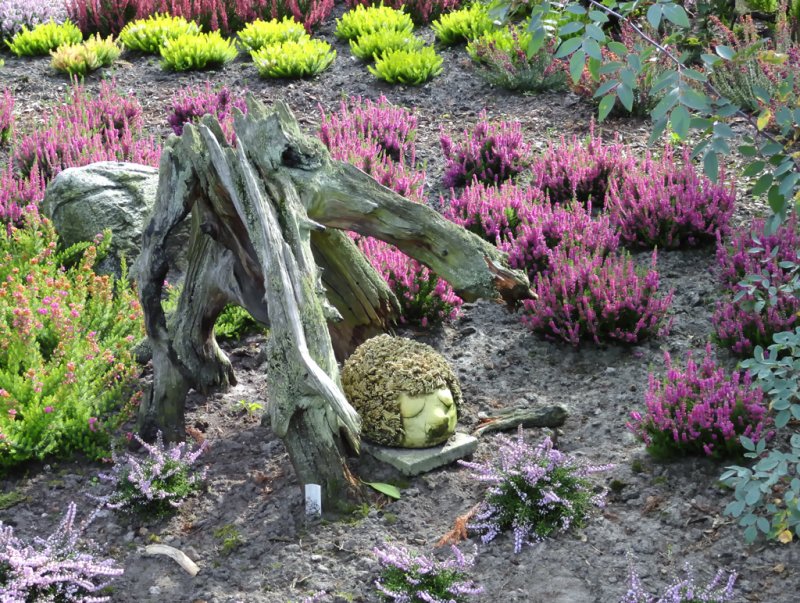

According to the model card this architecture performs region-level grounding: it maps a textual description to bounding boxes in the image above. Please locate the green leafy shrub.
[160,31,238,71]
[7,19,82,57]
[335,4,413,41]
[118,13,200,54]
[237,17,307,52]
[51,34,120,76]
[349,29,425,61]
[0,217,144,469]
[251,38,335,78]
[368,46,443,85]
[431,3,493,46]
[467,25,566,92]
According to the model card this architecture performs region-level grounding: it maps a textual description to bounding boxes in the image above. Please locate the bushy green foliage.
[118,13,200,54]
[349,29,424,61]
[237,17,307,52]
[368,46,442,85]
[51,34,120,76]
[160,31,238,71]
[0,217,143,469]
[251,38,335,78]
[335,4,413,41]
[431,3,494,46]
[6,19,82,57]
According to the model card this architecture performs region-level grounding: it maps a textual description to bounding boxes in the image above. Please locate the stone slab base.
[361,432,478,476]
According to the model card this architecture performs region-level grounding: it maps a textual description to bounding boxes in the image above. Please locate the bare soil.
[1,10,797,603]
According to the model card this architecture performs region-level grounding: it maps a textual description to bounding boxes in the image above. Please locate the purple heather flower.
[167,82,247,143]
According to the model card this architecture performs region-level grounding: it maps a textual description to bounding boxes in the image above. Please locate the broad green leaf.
[680,88,710,112]
[555,36,582,58]
[651,88,679,121]
[648,116,668,145]
[646,4,662,29]
[682,68,707,82]
[704,151,719,183]
[583,38,602,61]
[619,68,635,88]
[363,481,401,499]
[588,10,609,22]
[565,4,586,14]
[753,85,772,104]
[670,105,690,139]
[662,4,690,28]
[598,94,615,122]
[569,50,585,84]
[716,45,735,60]
[757,109,772,131]
[752,173,773,195]
[617,83,634,112]
[585,23,605,42]
[559,21,584,36]
[741,160,765,177]
[607,41,628,56]
[701,53,720,66]
[769,185,787,214]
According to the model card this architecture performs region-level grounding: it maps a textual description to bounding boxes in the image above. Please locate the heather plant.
[605,146,736,249]
[167,82,247,143]
[237,16,307,52]
[160,30,238,70]
[621,563,737,603]
[431,3,493,46]
[460,428,611,552]
[0,501,123,601]
[521,247,673,346]
[0,0,68,42]
[118,13,200,53]
[373,544,482,602]
[6,19,83,56]
[349,29,425,61]
[0,165,43,226]
[251,38,335,78]
[357,237,462,326]
[99,431,208,516]
[0,217,144,469]
[335,4,413,41]
[368,46,443,85]
[527,122,633,205]
[440,112,531,188]
[345,0,460,24]
[712,218,800,355]
[0,89,13,147]
[12,80,159,189]
[466,25,567,92]
[51,34,121,76]
[627,345,771,459]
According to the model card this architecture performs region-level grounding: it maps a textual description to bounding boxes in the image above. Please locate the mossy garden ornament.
[342,335,462,448]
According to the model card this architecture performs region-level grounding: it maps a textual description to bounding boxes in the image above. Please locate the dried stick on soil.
[435,504,480,547]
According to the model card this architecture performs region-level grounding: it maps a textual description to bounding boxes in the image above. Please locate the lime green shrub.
[335,5,413,41]
[350,29,424,61]
[238,17,307,52]
[431,3,494,46]
[7,20,82,57]
[0,217,144,469]
[51,34,120,77]
[251,38,335,78]
[368,46,443,84]
[160,31,238,71]
[118,13,200,54]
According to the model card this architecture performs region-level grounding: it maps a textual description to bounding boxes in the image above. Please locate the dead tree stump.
[135,98,530,507]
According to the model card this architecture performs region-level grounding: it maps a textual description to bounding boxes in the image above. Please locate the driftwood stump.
[135,98,530,506]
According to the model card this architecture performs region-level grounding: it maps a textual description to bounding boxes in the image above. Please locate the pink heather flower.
[44,406,54,414]
[88,417,98,432]
[7,408,16,418]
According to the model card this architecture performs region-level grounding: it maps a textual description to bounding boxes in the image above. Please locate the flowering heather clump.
[357,237,462,327]
[0,88,13,146]
[100,431,208,516]
[345,0,460,24]
[713,218,800,355]
[12,80,159,197]
[373,544,482,602]
[521,247,673,346]
[0,502,123,602]
[605,146,736,249]
[0,217,144,468]
[0,165,42,227]
[621,563,737,603]
[0,0,67,41]
[440,112,531,188]
[627,345,771,459]
[504,200,620,281]
[528,121,634,205]
[460,428,612,552]
[167,82,247,143]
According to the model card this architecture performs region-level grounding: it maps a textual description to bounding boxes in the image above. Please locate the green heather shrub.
[431,3,494,46]
[7,19,82,57]
[160,31,238,71]
[251,38,335,78]
[369,46,443,85]
[335,4,413,41]
[118,13,200,54]
[467,25,566,92]
[237,17,308,52]
[0,217,143,469]
[51,34,120,76]
[349,29,425,61]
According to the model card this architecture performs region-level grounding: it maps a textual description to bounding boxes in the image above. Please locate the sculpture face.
[398,388,458,448]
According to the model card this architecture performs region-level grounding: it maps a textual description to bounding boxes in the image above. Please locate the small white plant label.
[305,483,322,518]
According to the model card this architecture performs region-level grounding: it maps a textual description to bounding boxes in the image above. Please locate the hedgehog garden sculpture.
[341,335,463,448]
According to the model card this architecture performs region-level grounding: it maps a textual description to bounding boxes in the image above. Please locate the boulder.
[42,161,188,278]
